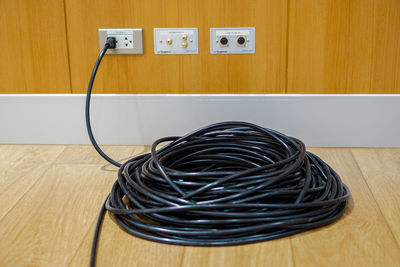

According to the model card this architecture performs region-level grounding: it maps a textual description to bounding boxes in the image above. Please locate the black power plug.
[106,37,116,49]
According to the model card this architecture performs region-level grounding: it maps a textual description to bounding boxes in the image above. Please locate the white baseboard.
[1,94,399,147]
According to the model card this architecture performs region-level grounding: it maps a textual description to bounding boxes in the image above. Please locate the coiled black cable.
[87,43,350,267]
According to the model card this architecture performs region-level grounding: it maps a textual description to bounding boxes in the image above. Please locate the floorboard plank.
[54,145,143,165]
[69,212,185,267]
[181,240,293,267]
[2,146,400,266]
[0,163,117,266]
[289,148,400,266]
[0,145,65,220]
[352,148,400,246]
[68,145,184,267]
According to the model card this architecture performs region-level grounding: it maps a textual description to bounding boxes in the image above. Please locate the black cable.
[87,43,350,267]
[86,39,121,168]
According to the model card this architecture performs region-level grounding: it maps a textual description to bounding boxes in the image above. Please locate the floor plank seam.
[67,217,98,266]
[178,247,186,267]
[350,149,400,249]
[289,237,297,267]
[51,145,69,163]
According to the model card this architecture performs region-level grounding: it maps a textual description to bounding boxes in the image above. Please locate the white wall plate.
[210,27,255,54]
[98,28,143,54]
[154,28,198,54]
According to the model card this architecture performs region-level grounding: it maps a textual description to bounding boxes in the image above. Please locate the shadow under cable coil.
[87,39,351,267]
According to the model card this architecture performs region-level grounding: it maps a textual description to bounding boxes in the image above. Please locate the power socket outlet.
[98,28,143,54]
[112,35,134,49]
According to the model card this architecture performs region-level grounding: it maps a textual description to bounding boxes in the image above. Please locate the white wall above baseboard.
[1,94,399,147]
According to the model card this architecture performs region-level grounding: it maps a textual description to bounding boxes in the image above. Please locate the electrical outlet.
[210,27,255,54]
[154,28,198,54]
[98,28,143,54]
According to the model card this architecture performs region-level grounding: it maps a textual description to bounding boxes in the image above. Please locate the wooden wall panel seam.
[62,0,73,94]
[284,0,291,94]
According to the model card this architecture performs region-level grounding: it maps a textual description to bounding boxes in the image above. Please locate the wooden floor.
[0,145,399,267]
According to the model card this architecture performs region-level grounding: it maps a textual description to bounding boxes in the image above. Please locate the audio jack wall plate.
[98,28,143,54]
[154,28,198,54]
[210,27,255,54]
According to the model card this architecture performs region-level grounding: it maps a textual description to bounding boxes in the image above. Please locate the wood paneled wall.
[0,0,399,94]
[287,0,400,94]
[65,0,287,94]
[0,0,71,93]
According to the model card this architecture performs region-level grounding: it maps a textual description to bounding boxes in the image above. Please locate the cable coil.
[87,44,350,266]
[102,122,350,246]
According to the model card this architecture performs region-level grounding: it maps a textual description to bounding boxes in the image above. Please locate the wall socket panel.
[98,28,143,54]
[210,27,255,54]
[154,28,198,54]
